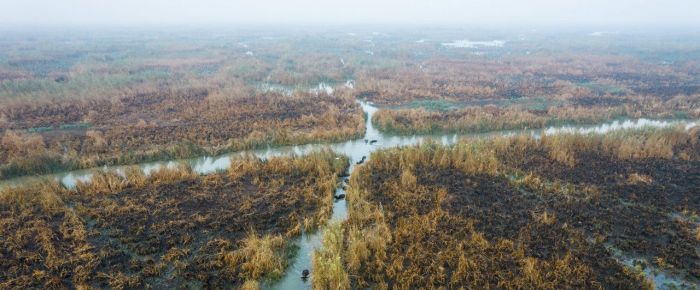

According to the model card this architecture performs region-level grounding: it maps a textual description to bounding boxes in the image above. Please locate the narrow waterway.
[1,101,698,289]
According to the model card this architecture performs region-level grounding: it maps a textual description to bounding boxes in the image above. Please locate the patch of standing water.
[256,82,335,96]
[257,83,294,95]
[344,79,354,89]
[543,119,699,135]
[605,244,698,289]
[442,39,506,48]
[0,101,698,289]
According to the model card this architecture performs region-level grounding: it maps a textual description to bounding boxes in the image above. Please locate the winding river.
[1,101,698,289]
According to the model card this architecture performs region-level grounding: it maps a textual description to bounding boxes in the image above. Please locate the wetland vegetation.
[363,57,700,135]
[321,126,699,289]
[0,151,347,289]
[2,26,700,290]
[0,90,363,179]
[3,28,700,180]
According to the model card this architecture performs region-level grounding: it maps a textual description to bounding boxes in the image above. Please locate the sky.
[1,0,699,27]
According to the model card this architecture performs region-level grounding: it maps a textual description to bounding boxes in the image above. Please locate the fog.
[2,0,699,27]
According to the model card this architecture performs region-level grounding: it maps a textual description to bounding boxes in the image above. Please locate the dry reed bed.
[0,151,348,289]
[315,126,699,289]
[371,95,700,135]
[360,57,700,135]
[355,56,700,106]
[0,89,364,179]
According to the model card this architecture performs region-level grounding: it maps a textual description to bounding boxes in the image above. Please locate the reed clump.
[371,99,699,136]
[311,222,351,290]
[225,232,287,281]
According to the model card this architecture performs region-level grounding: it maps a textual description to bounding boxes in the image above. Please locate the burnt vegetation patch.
[327,127,699,289]
[0,151,348,289]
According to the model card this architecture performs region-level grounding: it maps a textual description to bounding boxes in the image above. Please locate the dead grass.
[0,92,364,179]
[627,173,653,185]
[311,222,350,290]
[1,151,348,289]
[372,97,699,136]
[0,181,98,289]
[225,232,287,281]
[329,127,700,288]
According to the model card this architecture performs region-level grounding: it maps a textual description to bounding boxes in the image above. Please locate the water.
[441,39,506,48]
[1,101,698,289]
[606,244,698,290]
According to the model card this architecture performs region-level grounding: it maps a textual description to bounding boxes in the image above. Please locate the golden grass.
[75,171,129,195]
[241,280,260,290]
[520,126,698,167]
[74,164,197,195]
[225,232,287,281]
[627,173,653,185]
[368,140,501,177]
[147,164,197,184]
[0,180,66,213]
[312,222,350,290]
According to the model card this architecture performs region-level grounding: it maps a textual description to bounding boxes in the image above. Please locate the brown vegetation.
[356,56,700,105]
[371,95,699,134]
[311,222,351,290]
[0,151,348,289]
[321,127,699,289]
[356,54,700,135]
[0,89,363,179]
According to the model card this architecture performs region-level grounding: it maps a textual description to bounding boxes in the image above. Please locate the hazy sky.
[1,0,699,27]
